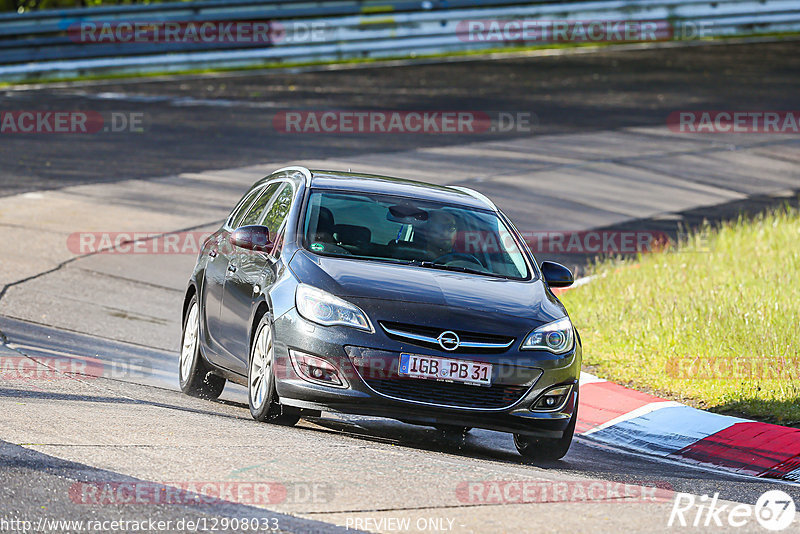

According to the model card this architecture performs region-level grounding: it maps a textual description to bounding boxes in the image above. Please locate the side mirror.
[540,261,574,288]
[231,225,273,252]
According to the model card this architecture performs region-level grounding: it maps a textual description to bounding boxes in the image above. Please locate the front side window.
[259,183,294,233]
[229,186,264,228]
[302,190,531,280]
[239,183,281,227]
[271,228,286,257]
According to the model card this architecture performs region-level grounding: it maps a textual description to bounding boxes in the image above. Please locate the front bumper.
[271,308,581,438]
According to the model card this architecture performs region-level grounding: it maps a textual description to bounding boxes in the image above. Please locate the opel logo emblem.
[437,331,460,351]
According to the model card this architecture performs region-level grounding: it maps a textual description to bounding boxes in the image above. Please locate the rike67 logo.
[669,490,796,531]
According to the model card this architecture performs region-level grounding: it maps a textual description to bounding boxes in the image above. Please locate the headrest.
[318,206,334,228]
[333,224,371,246]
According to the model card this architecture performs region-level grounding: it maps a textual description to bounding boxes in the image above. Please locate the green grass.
[561,205,800,426]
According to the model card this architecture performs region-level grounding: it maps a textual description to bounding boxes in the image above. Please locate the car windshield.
[302,189,530,280]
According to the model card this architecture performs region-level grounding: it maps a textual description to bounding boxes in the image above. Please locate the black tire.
[248,313,300,426]
[513,390,578,461]
[179,295,226,399]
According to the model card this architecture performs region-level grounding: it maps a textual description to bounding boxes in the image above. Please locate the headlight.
[295,284,372,332]
[520,317,574,354]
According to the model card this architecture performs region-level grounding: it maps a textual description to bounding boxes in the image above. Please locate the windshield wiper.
[414,261,500,278]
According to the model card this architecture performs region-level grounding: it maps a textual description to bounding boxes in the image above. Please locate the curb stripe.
[671,422,800,477]
[576,374,799,479]
[782,467,800,481]
[578,371,605,385]
[589,406,744,457]
[583,401,683,436]
[577,380,667,434]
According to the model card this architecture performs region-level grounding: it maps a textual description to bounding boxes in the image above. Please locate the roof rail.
[448,185,497,211]
[274,166,312,186]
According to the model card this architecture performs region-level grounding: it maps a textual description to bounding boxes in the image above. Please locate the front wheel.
[513,391,578,461]
[179,296,225,399]
[248,313,300,426]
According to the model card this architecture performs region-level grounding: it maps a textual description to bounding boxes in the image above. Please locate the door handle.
[209,249,218,258]
[227,264,237,273]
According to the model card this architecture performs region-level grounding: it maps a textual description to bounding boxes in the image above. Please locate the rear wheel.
[248,313,300,426]
[179,296,226,399]
[513,391,578,461]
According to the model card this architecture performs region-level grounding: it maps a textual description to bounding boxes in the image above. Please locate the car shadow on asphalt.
[298,414,562,466]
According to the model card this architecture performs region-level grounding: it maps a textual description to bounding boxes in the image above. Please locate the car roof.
[307,169,494,211]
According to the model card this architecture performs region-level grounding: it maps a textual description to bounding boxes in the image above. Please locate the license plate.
[398,353,492,386]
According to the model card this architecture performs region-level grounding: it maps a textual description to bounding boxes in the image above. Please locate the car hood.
[288,250,565,322]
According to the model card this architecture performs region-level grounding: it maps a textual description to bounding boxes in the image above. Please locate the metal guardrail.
[1,0,799,81]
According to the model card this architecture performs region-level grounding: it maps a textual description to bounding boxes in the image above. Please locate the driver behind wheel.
[422,210,459,260]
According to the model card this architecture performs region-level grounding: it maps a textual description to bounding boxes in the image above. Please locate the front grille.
[364,377,528,409]
[380,321,515,353]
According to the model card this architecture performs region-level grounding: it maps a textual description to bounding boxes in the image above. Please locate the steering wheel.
[432,252,484,267]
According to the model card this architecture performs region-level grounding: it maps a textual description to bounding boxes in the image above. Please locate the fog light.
[289,350,347,388]
[533,385,572,411]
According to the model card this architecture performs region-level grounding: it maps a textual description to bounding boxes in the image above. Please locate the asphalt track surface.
[1,39,800,533]
[2,39,800,196]
[2,316,799,533]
